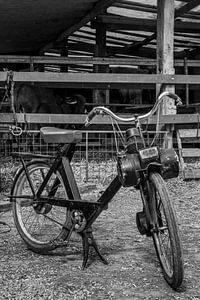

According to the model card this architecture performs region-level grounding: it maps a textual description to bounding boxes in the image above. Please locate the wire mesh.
[0,129,168,186]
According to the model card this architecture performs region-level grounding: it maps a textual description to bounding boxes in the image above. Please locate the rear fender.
[10,159,50,197]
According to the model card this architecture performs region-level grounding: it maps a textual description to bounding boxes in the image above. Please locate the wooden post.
[157,0,175,148]
[157,0,175,115]
[30,57,34,72]
[184,57,189,107]
[60,43,68,73]
[93,22,109,105]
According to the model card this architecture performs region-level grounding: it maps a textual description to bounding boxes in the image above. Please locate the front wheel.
[148,172,184,290]
[12,161,71,253]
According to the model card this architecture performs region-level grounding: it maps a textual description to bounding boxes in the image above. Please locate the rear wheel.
[148,172,184,289]
[12,161,71,253]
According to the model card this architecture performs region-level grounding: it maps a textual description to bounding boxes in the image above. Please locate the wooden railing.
[0,113,200,128]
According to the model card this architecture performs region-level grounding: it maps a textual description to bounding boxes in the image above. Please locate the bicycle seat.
[40,127,82,144]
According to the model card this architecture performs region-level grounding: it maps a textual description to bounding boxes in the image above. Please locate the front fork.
[136,173,154,236]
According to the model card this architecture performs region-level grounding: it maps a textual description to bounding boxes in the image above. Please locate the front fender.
[145,162,162,176]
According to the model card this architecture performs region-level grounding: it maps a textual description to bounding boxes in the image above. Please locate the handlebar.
[84,91,182,127]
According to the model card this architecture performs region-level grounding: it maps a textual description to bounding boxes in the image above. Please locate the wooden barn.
[1,0,200,166]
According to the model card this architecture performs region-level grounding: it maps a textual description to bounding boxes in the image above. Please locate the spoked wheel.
[12,161,71,253]
[148,172,184,290]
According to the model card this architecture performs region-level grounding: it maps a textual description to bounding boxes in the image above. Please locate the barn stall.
[1,1,200,182]
[0,2,200,297]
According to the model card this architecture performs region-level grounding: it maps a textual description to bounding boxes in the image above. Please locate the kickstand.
[80,227,108,269]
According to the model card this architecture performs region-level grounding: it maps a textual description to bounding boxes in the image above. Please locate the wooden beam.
[175,0,200,18]
[95,15,200,33]
[2,55,200,67]
[6,71,200,88]
[114,1,156,14]
[125,0,200,58]
[39,0,116,54]
[176,0,195,2]
[93,15,156,31]
[0,55,156,66]
[127,33,156,52]
[112,0,200,55]
[0,113,200,126]
[68,40,94,54]
[69,41,157,58]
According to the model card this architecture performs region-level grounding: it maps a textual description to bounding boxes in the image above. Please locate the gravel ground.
[0,176,200,299]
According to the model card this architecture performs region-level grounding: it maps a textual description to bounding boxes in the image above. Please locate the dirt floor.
[0,176,200,299]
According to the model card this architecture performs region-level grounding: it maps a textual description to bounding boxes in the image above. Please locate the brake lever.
[175,96,182,106]
[84,108,104,127]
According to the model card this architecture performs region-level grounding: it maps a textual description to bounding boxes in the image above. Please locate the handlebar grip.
[174,95,182,106]
[165,92,176,100]
[168,92,182,105]
[84,109,97,127]
[159,92,182,106]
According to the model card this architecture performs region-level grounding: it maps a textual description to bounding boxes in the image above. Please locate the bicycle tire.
[12,161,71,253]
[148,172,184,289]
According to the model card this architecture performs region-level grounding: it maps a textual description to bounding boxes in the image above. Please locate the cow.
[13,84,86,151]
[109,66,154,112]
[87,66,154,113]
[15,85,86,116]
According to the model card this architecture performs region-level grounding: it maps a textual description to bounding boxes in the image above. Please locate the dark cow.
[87,66,154,113]
[109,66,154,112]
[14,85,86,151]
[15,85,86,116]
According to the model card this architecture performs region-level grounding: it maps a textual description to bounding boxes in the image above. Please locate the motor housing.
[117,153,141,187]
[160,148,179,179]
[126,127,145,154]
[136,211,150,235]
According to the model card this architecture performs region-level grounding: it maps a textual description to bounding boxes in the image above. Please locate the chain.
[3,71,23,138]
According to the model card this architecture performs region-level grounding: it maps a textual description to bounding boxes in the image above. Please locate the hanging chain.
[4,71,23,137]
[0,72,10,111]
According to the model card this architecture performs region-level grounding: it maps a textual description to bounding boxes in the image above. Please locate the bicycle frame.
[11,126,179,269]
[13,141,122,226]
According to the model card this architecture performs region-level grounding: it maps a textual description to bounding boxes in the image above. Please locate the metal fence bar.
[85,131,89,181]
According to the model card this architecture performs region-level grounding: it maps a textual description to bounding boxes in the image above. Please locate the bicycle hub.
[71,210,86,232]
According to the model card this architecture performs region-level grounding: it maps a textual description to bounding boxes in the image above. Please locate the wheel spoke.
[42,213,67,228]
